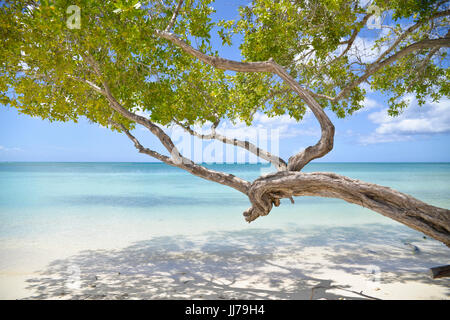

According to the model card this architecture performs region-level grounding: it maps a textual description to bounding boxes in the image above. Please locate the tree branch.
[243,171,450,246]
[405,46,441,92]
[317,14,372,73]
[110,119,251,194]
[156,31,335,171]
[83,54,185,163]
[66,74,105,95]
[375,9,450,65]
[334,36,450,101]
[327,10,450,101]
[268,60,335,171]
[82,55,251,195]
[156,30,276,72]
[165,0,184,32]
[307,10,450,102]
[109,120,172,163]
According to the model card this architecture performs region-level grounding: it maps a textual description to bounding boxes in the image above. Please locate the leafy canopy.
[1,0,448,130]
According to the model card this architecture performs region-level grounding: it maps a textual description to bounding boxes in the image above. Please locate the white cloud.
[170,112,317,143]
[359,133,413,145]
[347,35,388,64]
[354,96,381,114]
[253,113,298,125]
[18,61,30,71]
[360,97,450,144]
[212,112,318,141]
[0,145,23,152]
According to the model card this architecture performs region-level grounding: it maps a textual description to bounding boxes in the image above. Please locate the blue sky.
[1,0,449,162]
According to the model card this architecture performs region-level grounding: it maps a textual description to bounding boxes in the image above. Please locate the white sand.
[1,224,449,300]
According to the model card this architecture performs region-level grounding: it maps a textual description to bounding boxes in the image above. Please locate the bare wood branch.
[243,171,450,246]
[82,55,251,195]
[156,31,335,171]
[165,0,184,32]
[430,265,450,279]
[110,119,251,194]
[109,120,172,163]
[156,30,276,72]
[268,60,335,171]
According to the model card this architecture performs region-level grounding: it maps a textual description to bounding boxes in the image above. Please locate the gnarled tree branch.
[156,30,276,72]
[108,118,251,195]
[76,25,450,247]
[243,171,450,247]
[156,31,335,171]
[267,60,335,171]
[109,119,250,194]
[80,55,252,195]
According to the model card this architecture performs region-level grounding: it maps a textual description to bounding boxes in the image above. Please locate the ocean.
[0,162,449,299]
[1,162,449,238]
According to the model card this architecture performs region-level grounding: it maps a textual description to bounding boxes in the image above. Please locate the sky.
[1,0,449,163]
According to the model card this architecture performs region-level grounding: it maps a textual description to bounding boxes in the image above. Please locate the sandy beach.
[1,224,449,300]
[1,163,449,300]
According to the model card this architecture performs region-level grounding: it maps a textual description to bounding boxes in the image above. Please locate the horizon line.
[1,161,449,164]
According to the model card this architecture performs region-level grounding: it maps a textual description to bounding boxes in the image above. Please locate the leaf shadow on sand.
[24,224,450,300]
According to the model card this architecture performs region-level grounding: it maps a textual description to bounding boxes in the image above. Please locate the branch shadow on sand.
[24,224,450,300]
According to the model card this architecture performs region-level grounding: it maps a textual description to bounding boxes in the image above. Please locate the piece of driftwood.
[429,265,450,279]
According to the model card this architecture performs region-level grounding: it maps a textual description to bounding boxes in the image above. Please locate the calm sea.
[0,162,449,241]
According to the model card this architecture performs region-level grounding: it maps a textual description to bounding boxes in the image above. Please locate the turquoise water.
[1,162,449,299]
[0,162,449,242]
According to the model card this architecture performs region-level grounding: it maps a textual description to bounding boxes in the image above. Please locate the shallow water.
[1,162,449,239]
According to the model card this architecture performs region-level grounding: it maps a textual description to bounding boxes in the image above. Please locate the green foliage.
[235,0,449,117]
[0,0,448,132]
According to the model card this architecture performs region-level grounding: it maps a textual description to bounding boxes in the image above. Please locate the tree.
[1,0,449,245]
